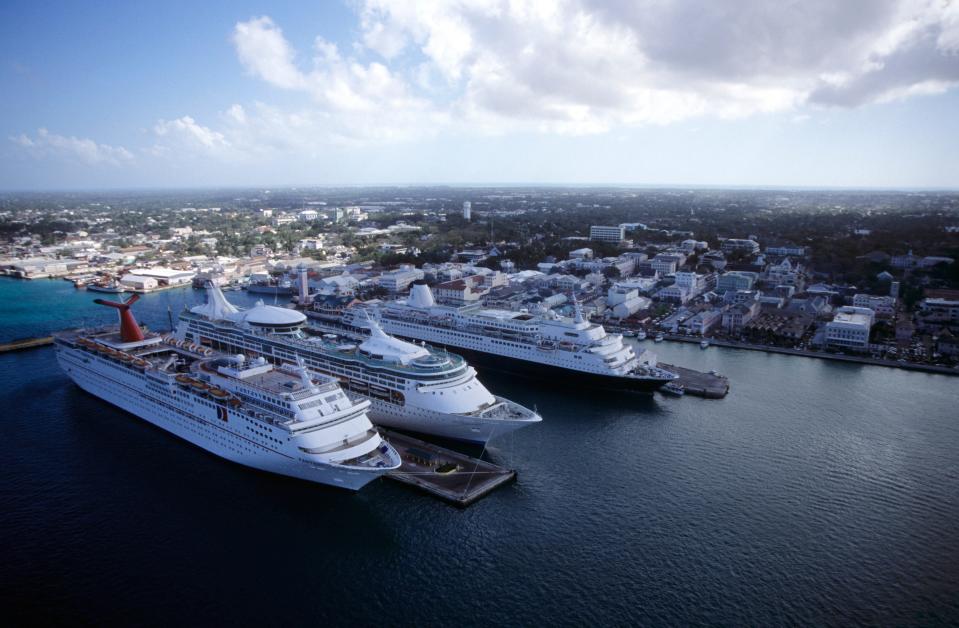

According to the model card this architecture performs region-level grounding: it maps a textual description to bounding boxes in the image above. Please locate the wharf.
[659,363,729,398]
[381,429,516,507]
[0,336,53,353]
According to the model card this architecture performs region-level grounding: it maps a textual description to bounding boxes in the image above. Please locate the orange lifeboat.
[209,388,228,398]
[190,380,209,390]
[175,374,192,384]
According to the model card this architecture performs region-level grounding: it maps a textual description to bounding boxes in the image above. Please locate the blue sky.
[1,0,958,190]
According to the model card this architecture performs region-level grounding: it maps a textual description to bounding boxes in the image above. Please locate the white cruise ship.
[174,283,541,444]
[334,283,677,394]
[55,295,400,491]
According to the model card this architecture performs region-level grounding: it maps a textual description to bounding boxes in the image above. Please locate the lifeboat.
[119,354,133,362]
[190,380,209,390]
[228,398,241,407]
[133,358,150,368]
[175,374,192,384]
[209,388,228,398]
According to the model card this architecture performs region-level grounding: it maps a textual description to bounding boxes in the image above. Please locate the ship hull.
[245,285,294,295]
[56,347,386,491]
[366,396,536,444]
[437,344,672,393]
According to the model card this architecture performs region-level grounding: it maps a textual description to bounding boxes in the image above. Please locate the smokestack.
[408,281,435,308]
[94,294,145,342]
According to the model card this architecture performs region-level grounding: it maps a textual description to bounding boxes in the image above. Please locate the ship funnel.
[94,294,145,342]
[191,281,240,321]
[408,282,435,308]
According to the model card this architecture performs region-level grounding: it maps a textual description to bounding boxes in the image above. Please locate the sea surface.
[1,277,957,625]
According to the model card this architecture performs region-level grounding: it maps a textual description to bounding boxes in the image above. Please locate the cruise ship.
[333,283,677,394]
[55,294,401,491]
[174,283,541,444]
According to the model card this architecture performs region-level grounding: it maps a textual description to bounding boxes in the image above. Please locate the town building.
[378,265,425,294]
[720,239,760,255]
[722,301,761,334]
[825,306,875,350]
[852,294,897,318]
[716,271,757,293]
[589,225,625,243]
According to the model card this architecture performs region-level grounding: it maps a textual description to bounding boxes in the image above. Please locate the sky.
[1,0,958,190]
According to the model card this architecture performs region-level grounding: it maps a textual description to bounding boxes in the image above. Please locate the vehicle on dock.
[660,382,685,396]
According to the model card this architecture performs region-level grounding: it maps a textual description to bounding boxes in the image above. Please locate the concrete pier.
[659,363,729,398]
[0,336,53,353]
[381,430,516,507]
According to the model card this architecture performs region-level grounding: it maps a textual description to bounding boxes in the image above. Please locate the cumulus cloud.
[30,1,955,171]
[353,0,959,130]
[10,128,134,165]
[214,1,959,147]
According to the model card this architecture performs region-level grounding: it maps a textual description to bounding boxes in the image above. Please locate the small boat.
[661,382,685,396]
[623,330,636,338]
[636,330,647,340]
[654,333,664,343]
[87,281,126,294]
[700,340,710,349]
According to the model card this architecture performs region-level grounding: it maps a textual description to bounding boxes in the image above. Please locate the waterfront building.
[825,306,875,350]
[589,225,625,243]
[684,309,724,335]
[722,301,760,334]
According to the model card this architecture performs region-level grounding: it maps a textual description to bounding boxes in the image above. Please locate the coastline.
[661,334,959,376]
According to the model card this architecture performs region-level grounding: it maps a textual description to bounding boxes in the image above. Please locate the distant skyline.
[2,0,958,190]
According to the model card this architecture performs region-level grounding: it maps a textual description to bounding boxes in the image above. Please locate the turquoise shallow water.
[1,277,957,625]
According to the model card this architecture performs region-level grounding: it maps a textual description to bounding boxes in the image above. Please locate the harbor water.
[1,278,957,625]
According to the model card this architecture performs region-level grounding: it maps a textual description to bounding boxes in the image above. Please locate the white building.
[589,225,625,243]
[119,273,158,291]
[299,209,319,222]
[721,239,760,255]
[921,297,959,322]
[673,271,706,298]
[852,294,897,318]
[716,271,757,293]
[299,237,326,251]
[825,306,875,350]
[379,265,425,293]
[128,267,196,286]
[766,245,806,257]
[463,201,471,221]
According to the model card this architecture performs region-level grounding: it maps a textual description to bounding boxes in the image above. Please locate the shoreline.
[660,334,959,376]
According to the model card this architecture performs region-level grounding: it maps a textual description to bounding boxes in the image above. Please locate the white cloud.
[10,128,134,165]
[153,116,230,151]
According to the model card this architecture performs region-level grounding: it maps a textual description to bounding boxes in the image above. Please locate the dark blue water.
[2,278,957,625]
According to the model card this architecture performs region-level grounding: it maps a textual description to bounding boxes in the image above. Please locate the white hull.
[57,348,387,491]
[366,396,534,444]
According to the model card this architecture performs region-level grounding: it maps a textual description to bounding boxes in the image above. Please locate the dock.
[381,430,516,507]
[0,336,53,353]
[659,363,729,398]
